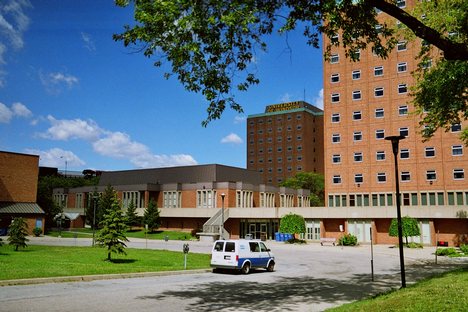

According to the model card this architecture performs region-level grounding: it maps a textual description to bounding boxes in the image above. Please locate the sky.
[0,0,324,173]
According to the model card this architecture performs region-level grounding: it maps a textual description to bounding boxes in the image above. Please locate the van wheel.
[241,263,251,274]
[266,261,275,272]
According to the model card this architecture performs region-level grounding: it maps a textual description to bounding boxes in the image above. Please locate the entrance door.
[249,224,256,239]
[306,220,320,241]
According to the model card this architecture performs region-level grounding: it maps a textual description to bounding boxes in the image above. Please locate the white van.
[210,239,275,274]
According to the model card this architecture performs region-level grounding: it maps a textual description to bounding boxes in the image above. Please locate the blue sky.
[0,0,323,172]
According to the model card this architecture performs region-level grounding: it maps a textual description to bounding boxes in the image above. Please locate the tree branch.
[368,0,468,60]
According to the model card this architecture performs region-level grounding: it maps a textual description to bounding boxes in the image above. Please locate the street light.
[220,193,225,239]
[92,195,98,246]
[385,135,407,288]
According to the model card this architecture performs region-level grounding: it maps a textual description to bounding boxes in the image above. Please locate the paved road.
[0,237,467,311]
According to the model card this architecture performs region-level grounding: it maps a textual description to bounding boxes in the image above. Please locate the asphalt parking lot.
[1,236,467,311]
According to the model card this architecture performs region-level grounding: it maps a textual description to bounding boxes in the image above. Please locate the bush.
[406,242,423,249]
[338,233,358,246]
[286,238,307,244]
[460,244,468,255]
[436,247,458,256]
[33,227,42,237]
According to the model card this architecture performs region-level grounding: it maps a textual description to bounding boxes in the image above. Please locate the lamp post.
[385,135,407,288]
[92,195,98,246]
[220,193,225,239]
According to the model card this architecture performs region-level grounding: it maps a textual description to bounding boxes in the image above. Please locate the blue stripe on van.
[237,257,272,268]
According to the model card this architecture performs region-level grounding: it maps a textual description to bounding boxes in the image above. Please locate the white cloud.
[25,147,85,168]
[92,131,197,168]
[92,132,149,158]
[12,102,31,117]
[221,133,243,144]
[0,102,13,123]
[234,115,246,124]
[131,153,197,168]
[0,0,31,87]
[39,115,102,141]
[80,32,96,52]
[39,71,79,94]
[312,88,324,109]
[279,93,292,103]
[39,115,198,169]
[0,101,32,123]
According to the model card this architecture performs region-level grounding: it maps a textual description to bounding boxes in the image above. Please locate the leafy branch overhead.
[115,0,467,134]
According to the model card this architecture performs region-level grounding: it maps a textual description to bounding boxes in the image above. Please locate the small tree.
[389,216,421,246]
[143,199,161,233]
[8,218,29,251]
[279,213,306,236]
[125,201,141,229]
[95,193,129,261]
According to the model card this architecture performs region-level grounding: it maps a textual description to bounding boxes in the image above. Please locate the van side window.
[214,241,224,252]
[260,242,269,252]
[249,242,260,252]
[225,242,236,252]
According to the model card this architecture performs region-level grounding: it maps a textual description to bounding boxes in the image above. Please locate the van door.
[258,242,271,267]
[248,241,261,268]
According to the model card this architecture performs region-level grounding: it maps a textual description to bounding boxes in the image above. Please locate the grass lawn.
[46,229,195,240]
[327,268,468,311]
[0,245,210,280]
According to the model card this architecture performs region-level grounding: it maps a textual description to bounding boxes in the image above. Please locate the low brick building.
[0,151,45,235]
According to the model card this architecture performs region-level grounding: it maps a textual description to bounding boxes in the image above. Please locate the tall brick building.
[323,0,467,243]
[247,101,324,185]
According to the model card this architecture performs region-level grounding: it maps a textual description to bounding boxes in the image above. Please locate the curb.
[0,269,211,287]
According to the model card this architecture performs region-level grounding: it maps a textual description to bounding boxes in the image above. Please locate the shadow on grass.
[136,260,467,312]
[107,258,137,264]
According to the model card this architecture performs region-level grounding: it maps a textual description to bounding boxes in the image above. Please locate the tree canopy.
[389,216,421,246]
[114,0,467,129]
[280,172,324,206]
[279,213,306,235]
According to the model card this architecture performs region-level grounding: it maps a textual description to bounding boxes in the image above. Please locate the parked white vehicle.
[210,239,275,274]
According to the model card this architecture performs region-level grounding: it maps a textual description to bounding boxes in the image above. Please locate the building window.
[377,172,386,182]
[375,129,385,139]
[163,191,181,208]
[354,152,363,162]
[354,174,363,184]
[399,127,409,137]
[353,131,362,141]
[331,93,340,103]
[332,113,340,123]
[401,171,411,181]
[197,190,216,209]
[425,147,435,157]
[398,83,408,94]
[451,124,462,132]
[332,133,341,143]
[426,170,436,181]
[397,62,407,72]
[333,175,342,184]
[122,191,144,208]
[352,70,361,80]
[398,105,408,116]
[331,73,340,83]
[452,145,463,156]
[374,87,384,97]
[353,111,362,120]
[400,148,410,159]
[375,108,384,118]
[236,190,253,208]
[453,169,465,180]
[397,41,407,51]
[332,154,341,164]
[330,54,339,63]
[374,66,383,76]
[376,151,386,160]
[352,90,362,100]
